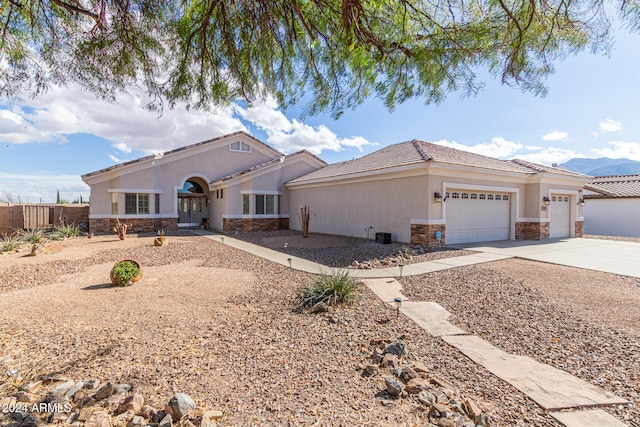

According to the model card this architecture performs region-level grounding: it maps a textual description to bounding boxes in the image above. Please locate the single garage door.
[446,190,511,244]
[549,194,571,238]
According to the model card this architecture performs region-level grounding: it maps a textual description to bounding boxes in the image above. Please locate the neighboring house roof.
[81,131,283,180]
[288,139,588,184]
[211,150,327,185]
[584,174,640,198]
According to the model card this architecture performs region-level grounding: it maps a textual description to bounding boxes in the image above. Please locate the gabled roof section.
[508,159,591,178]
[285,141,429,183]
[81,131,283,180]
[211,150,327,186]
[584,174,640,198]
[287,139,582,185]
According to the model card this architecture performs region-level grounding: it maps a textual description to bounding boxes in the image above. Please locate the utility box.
[375,232,391,244]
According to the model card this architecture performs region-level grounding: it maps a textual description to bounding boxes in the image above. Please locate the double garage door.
[446,190,511,244]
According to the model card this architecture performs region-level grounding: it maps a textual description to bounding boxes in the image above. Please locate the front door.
[178,195,207,227]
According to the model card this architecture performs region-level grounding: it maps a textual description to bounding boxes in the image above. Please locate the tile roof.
[288,140,587,183]
[81,131,282,179]
[212,150,327,184]
[584,174,640,198]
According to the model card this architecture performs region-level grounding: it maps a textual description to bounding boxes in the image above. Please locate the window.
[452,192,460,199]
[503,195,509,201]
[461,193,469,199]
[155,194,160,214]
[220,189,223,199]
[495,195,502,200]
[552,196,557,202]
[243,194,250,215]
[111,193,118,214]
[564,197,569,202]
[125,193,149,214]
[479,194,486,200]
[230,141,251,152]
[487,194,494,200]
[253,194,277,215]
[470,194,478,199]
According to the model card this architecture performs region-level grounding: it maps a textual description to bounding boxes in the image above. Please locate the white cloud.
[1,85,374,157]
[108,154,122,163]
[541,131,568,141]
[0,172,89,203]
[233,97,374,155]
[592,141,640,160]
[598,119,622,133]
[433,137,523,158]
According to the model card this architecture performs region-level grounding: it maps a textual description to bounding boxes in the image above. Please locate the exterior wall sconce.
[543,196,551,205]
[434,192,443,203]
[577,198,585,206]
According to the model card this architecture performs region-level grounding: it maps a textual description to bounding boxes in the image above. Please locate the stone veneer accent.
[410,224,445,247]
[515,222,550,240]
[575,220,584,238]
[90,218,178,234]
[223,217,289,232]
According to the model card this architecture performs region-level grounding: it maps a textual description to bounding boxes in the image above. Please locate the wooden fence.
[0,204,89,235]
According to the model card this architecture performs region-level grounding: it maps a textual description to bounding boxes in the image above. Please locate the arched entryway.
[177,178,209,227]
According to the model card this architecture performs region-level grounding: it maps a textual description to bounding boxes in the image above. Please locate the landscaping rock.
[405,377,430,394]
[65,381,85,399]
[384,377,404,397]
[158,413,173,427]
[381,353,399,369]
[383,342,406,357]
[417,390,435,406]
[85,411,112,427]
[118,393,144,414]
[364,363,379,376]
[114,384,132,394]
[166,393,196,421]
[95,382,115,400]
[51,380,75,397]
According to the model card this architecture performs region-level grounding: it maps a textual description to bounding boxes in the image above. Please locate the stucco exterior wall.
[213,155,324,231]
[584,198,640,237]
[288,174,430,243]
[85,135,279,225]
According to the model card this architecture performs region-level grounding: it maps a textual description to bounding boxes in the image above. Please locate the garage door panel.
[550,194,571,238]
[446,191,511,244]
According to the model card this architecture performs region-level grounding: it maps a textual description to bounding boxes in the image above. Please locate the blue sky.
[1,26,639,203]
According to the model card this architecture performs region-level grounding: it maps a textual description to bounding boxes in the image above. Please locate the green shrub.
[111,260,141,286]
[299,271,361,309]
[1,233,22,252]
[53,223,80,238]
[19,228,46,244]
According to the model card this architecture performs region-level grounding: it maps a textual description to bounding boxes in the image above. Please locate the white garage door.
[550,194,571,238]
[446,190,511,244]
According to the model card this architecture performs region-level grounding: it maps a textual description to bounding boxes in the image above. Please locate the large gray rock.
[94,382,115,400]
[383,342,406,357]
[384,377,404,397]
[166,393,196,421]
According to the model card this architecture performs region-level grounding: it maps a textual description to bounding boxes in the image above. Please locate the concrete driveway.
[454,238,640,278]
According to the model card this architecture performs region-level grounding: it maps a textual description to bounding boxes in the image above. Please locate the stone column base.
[89,218,178,235]
[223,217,289,232]
[515,222,549,240]
[575,220,584,237]
[411,224,445,247]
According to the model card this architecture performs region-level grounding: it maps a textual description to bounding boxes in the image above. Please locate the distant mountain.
[558,158,640,176]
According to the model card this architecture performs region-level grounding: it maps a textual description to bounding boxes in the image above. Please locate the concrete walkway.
[194,231,632,426]
[454,238,640,278]
[193,230,512,277]
[364,277,630,427]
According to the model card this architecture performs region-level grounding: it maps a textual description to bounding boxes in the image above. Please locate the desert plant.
[1,233,22,252]
[18,228,46,244]
[113,219,131,240]
[299,271,361,309]
[110,260,141,286]
[53,223,80,238]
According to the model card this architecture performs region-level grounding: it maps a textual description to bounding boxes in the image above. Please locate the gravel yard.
[401,260,640,426]
[0,233,638,426]
[230,230,476,267]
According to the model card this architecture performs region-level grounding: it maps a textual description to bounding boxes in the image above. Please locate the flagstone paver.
[550,409,629,427]
[441,334,629,411]
[399,301,466,337]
